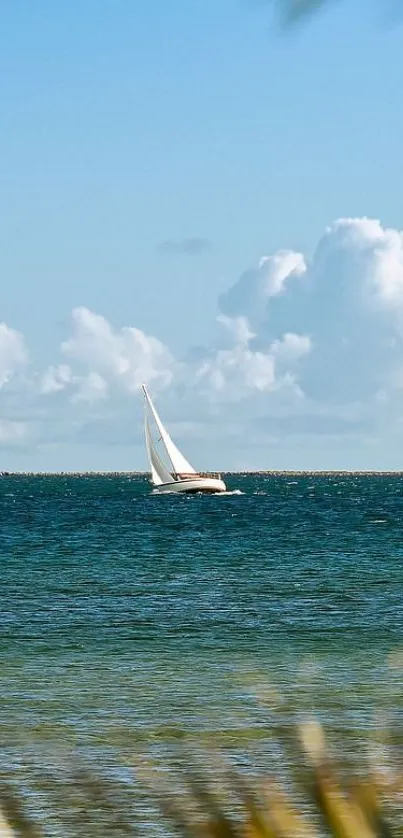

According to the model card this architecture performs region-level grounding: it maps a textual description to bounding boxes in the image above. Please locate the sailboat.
[142,385,227,494]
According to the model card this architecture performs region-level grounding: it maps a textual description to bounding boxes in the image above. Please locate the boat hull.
[154,477,227,495]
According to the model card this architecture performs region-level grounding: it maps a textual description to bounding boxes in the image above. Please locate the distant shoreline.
[2,470,403,477]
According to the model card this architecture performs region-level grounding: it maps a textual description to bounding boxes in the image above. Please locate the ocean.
[1,472,403,810]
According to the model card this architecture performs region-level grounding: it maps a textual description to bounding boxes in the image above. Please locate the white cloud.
[194,315,311,401]
[0,323,27,388]
[4,215,403,467]
[217,314,255,346]
[219,249,306,327]
[214,217,403,409]
[61,307,174,395]
[40,364,73,394]
[40,363,108,404]
[73,372,108,404]
[271,333,312,363]
[32,215,403,426]
[197,344,276,396]
[0,419,27,445]
[312,217,403,313]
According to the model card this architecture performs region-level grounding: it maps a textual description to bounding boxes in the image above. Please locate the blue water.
[1,472,403,758]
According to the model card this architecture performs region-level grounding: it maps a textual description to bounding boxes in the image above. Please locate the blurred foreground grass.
[1,712,403,837]
[275,0,401,26]
[278,0,333,24]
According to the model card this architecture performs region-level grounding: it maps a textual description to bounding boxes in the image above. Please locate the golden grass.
[0,716,402,836]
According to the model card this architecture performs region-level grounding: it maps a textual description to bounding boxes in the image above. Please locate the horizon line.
[2,469,403,477]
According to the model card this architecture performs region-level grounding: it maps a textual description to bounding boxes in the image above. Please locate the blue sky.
[1,0,403,471]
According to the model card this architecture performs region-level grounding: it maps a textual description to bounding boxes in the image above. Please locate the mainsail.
[144,414,172,485]
[142,385,196,480]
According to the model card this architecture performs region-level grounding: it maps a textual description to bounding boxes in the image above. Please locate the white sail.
[144,413,173,486]
[142,385,196,475]
[141,384,227,495]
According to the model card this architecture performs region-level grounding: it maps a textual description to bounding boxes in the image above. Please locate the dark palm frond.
[276,0,403,27]
[277,0,333,25]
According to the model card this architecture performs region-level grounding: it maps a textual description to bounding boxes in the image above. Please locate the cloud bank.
[0,323,27,389]
[3,216,403,468]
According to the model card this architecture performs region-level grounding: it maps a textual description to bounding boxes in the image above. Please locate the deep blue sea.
[1,472,403,768]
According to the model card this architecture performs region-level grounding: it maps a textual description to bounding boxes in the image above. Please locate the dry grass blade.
[66,763,139,835]
[224,760,313,838]
[299,721,378,838]
[178,763,240,838]
[133,719,403,838]
[133,757,209,838]
[261,780,317,837]
[311,767,377,838]
[223,769,280,838]
[0,785,41,838]
[1,715,403,836]
[0,806,16,838]
[350,780,394,838]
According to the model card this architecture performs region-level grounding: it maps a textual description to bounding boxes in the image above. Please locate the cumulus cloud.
[217,314,256,346]
[215,217,403,409]
[40,364,73,395]
[0,419,27,445]
[271,333,312,364]
[317,217,403,314]
[35,217,403,425]
[61,307,174,396]
[0,323,27,388]
[4,215,403,466]
[219,250,306,326]
[194,314,311,401]
[73,372,109,404]
[197,343,276,396]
